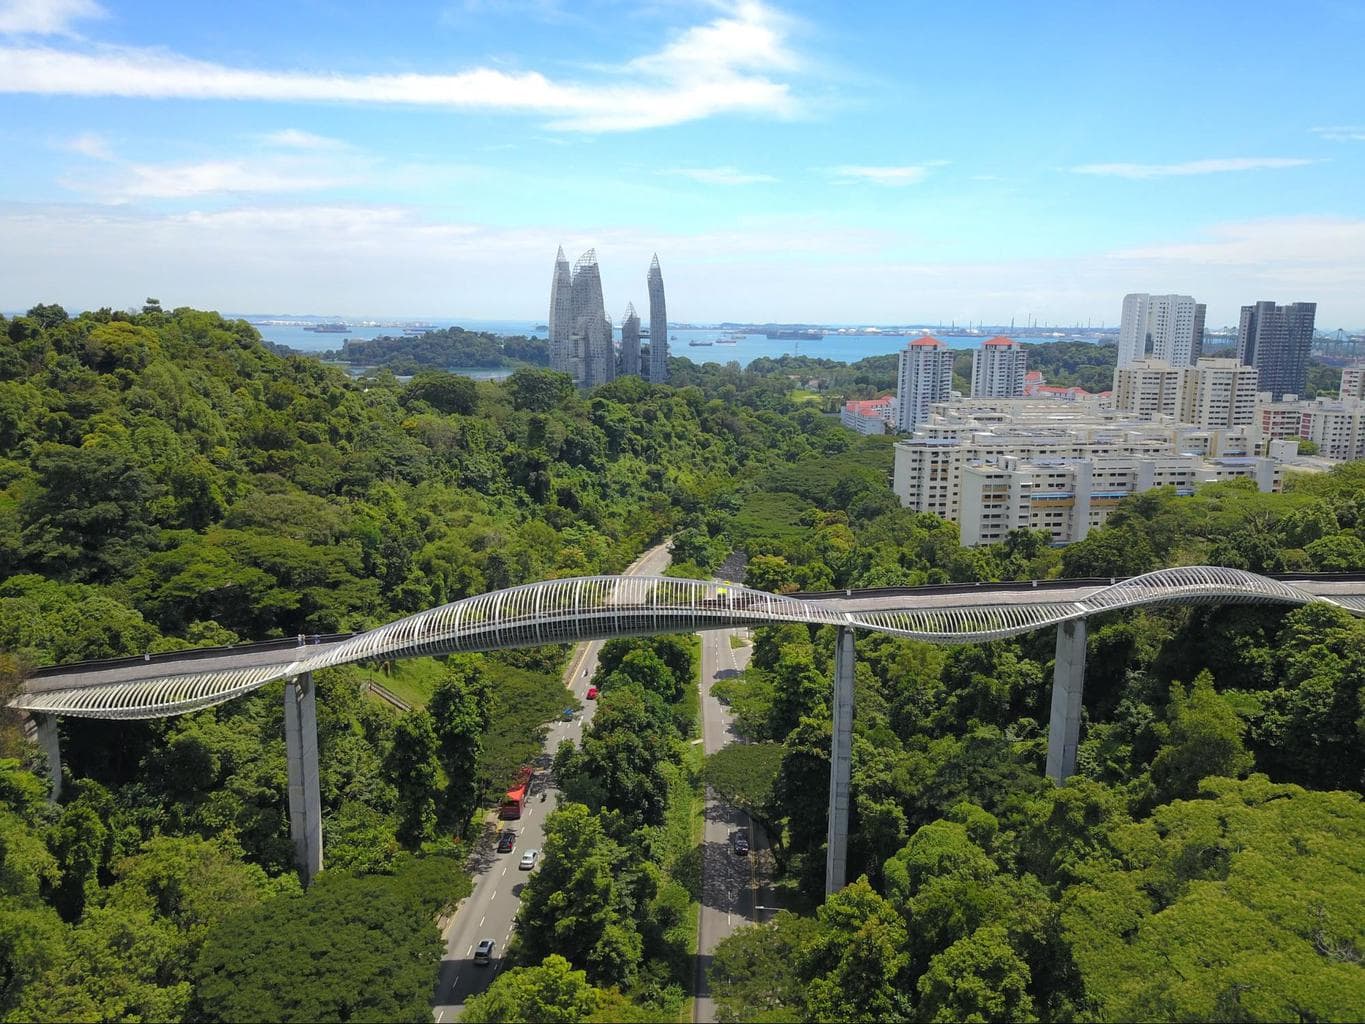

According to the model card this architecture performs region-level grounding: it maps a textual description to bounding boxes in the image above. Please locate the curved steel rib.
[10,568,1356,719]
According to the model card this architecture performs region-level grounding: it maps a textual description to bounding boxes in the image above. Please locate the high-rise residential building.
[1237,300,1316,401]
[647,254,668,383]
[548,247,575,378]
[1341,365,1365,400]
[894,335,955,432]
[1177,358,1259,428]
[970,336,1027,397]
[1117,293,1202,367]
[620,303,641,377]
[1191,302,1207,362]
[1112,359,1181,418]
[570,249,614,389]
[549,247,617,388]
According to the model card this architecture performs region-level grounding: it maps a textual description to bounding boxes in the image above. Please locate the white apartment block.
[1113,359,1180,418]
[970,336,1028,398]
[840,397,893,435]
[1340,366,1365,400]
[1177,358,1259,428]
[1256,394,1365,462]
[1112,357,1258,428]
[895,336,955,433]
[958,453,1281,546]
[891,399,1269,545]
[1117,293,1204,368]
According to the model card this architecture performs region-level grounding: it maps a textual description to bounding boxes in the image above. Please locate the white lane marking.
[466,945,473,956]
[436,1010,445,1022]
[490,891,496,900]
[479,915,486,927]
[501,867,507,876]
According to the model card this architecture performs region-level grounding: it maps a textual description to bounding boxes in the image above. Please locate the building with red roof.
[971,335,1027,398]
[895,336,954,432]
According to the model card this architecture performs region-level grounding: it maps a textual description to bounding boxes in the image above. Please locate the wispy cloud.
[61,130,111,159]
[0,0,104,35]
[259,129,349,151]
[1109,216,1365,267]
[56,134,367,200]
[667,166,777,185]
[0,1,802,132]
[1071,157,1313,178]
[63,158,355,200]
[1312,125,1365,141]
[826,164,941,186]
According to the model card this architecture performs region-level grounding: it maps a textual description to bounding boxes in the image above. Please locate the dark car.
[497,829,517,853]
[732,832,750,855]
[474,939,495,965]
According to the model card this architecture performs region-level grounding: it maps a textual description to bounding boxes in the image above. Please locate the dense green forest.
[1,304,1362,1022]
[316,327,550,374]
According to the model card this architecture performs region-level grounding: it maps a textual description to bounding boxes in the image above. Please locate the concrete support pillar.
[825,626,855,897]
[284,672,323,883]
[1045,618,1087,782]
[35,714,62,802]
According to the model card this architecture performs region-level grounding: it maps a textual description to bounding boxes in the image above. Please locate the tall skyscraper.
[1237,300,1316,401]
[970,336,1027,397]
[1117,293,1202,367]
[1191,302,1207,362]
[548,247,574,378]
[620,303,641,377]
[895,335,954,432]
[571,250,614,389]
[648,254,668,383]
[549,247,616,388]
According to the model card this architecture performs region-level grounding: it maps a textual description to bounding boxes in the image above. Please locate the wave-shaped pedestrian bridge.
[11,567,1365,891]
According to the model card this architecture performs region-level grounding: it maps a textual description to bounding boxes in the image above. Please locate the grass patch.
[788,389,824,405]
[729,633,747,650]
[729,490,813,549]
[354,657,448,708]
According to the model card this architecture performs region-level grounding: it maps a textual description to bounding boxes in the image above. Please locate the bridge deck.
[11,571,1365,719]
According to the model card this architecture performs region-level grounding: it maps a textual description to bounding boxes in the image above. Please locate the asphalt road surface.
[431,542,672,1022]
[694,625,764,1024]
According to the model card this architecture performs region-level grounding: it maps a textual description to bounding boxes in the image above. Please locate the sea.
[244,316,1105,377]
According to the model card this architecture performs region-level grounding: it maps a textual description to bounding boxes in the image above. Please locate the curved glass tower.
[620,302,641,377]
[648,253,668,383]
[548,246,574,378]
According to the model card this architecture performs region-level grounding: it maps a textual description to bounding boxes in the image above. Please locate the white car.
[519,849,540,870]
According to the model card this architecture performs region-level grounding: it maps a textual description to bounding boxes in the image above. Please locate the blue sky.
[2,0,1363,327]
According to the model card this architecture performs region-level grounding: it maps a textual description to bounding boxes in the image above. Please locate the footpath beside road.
[431,541,672,1022]
[693,627,765,1024]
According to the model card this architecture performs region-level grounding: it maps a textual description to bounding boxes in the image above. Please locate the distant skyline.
[1,0,1363,328]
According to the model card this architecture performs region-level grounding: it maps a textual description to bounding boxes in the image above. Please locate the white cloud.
[61,130,111,159]
[826,164,939,186]
[1109,216,1365,268]
[667,166,777,185]
[259,129,349,151]
[56,136,365,200]
[1071,157,1313,178]
[0,2,802,132]
[1312,125,1365,141]
[0,0,103,35]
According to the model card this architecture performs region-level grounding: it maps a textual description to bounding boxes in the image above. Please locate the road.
[694,626,762,1024]
[431,541,673,1022]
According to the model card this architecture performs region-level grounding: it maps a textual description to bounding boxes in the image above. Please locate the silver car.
[519,849,539,870]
